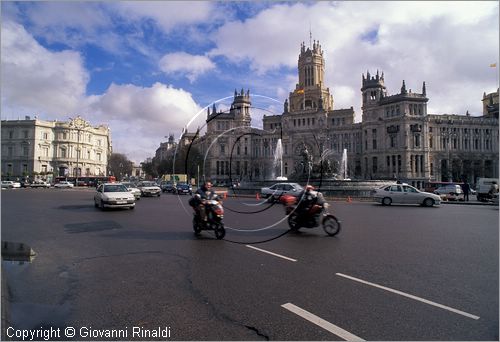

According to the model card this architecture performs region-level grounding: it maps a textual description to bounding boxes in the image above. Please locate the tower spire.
[309,23,312,48]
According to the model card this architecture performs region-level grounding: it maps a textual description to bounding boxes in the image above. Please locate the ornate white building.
[1,116,112,181]
[191,40,498,188]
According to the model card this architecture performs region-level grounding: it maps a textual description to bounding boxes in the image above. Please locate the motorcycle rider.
[191,181,218,221]
[296,185,325,217]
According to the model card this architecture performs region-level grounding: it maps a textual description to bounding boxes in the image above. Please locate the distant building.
[187,41,499,187]
[1,116,112,181]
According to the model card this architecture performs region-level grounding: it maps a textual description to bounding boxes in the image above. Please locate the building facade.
[1,116,112,181]
[190,41,499,188]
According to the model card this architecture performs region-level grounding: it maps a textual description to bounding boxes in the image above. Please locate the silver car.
[371,183,441,207]
[260,182,303,201]
[94,183,136,210]
[136,181,161,197]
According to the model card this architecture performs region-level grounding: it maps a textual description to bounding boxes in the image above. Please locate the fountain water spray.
[273,138,287,180]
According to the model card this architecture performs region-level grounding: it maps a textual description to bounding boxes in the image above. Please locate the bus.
[54,175,116,187]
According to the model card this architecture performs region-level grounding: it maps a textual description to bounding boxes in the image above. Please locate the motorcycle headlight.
[323,203,329,209]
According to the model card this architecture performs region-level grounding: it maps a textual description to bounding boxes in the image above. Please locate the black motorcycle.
[192,199,226,239]
[285,196,341,236]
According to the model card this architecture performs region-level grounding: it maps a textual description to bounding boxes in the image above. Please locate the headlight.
[323,203,329,209]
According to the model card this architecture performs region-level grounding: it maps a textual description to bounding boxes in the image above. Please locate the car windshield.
[103,184,128,192]
[141,182,156,186]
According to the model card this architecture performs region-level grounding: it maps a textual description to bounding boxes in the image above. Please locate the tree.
[108,153,133,180]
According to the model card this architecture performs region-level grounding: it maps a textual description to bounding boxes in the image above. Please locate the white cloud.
[109,1,214,32]
[159,52,216,82]
[84,82,203,163]
[1,20,89,118]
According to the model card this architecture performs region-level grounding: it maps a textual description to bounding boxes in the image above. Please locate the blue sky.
[1,1,498,163]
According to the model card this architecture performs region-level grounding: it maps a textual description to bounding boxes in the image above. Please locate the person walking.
[461,181,470,202]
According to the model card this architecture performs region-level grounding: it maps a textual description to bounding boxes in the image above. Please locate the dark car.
[161,181,175,193]
[175,183,192,195]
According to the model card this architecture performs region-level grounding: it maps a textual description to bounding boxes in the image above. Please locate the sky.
[1,1,499,164]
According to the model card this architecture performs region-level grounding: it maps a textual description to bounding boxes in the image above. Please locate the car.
[30,180,51,188]
[54,181,74,188]
[260,182,304,202]
[175,183,192,195]
[136,181,161,197]
[94,183,135,210]
[121,182,141,200]
[371,183,441,207]
[1,181,21,189]
[433,184,463,201]
[433,184,463,196]
[161,181,175,193]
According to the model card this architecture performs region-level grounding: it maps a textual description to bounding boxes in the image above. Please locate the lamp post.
[69,116,90,186]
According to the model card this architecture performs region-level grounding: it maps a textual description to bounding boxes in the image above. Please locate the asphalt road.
[1,188,498,341]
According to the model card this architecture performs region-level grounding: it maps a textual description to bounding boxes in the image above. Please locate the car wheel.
[94,200,98,208]
[382,197,392,206]
[99,200,105,210]
[130,205,135,210]
[423,198,434,207]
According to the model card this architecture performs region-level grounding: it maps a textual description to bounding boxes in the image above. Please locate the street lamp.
[69,116,90,186]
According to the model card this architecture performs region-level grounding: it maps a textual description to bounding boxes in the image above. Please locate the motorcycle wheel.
[214,222,226,240]
[193,217,202,236]
[322,215,341,236]
[287,213,300,231]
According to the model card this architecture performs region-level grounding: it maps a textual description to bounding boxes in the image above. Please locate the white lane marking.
[336,273,480,320]
[282,303,365,341]
[245,245,297,262]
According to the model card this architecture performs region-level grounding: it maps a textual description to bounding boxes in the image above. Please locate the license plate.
[116,201,126,204]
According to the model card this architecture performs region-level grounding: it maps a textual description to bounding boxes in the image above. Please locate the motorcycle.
[192,199,226,239]
[283,195,341,236]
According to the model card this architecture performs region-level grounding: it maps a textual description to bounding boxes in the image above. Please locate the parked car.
[30,180,51,188]
[1,181,21,189]
[260,183,303,202]
[121,182,141,200]
[175,183,193,195]
[433,184,463,196]
[54,181,74,188]
[136,181,161,197]
[94,183,135,210]
[161,181,175,193]
[371,183,441,207]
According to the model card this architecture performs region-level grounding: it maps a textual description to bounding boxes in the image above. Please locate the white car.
[94,183,136,210]
[30,180,51,188]
[54,181,74,188]
[434,184,463,196]
[371,183,441,207]
[136,181,161,197]
[121,182,141,200]
[1,181,21,189]
[260,183,303,201]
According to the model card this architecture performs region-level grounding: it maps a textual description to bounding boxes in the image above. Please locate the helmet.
[305,185,315,192]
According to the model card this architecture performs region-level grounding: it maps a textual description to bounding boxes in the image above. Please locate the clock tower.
[288,40,334,113]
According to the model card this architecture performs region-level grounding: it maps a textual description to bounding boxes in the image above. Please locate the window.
[97,152,101,161]
[23,130,28,139]
[415,135,420,148]
[61,148,67,158]
[23,146,29,156]
[220,144,225,154]
[9,131,13,139]
[8,146,13,157]
[372,157,378,173]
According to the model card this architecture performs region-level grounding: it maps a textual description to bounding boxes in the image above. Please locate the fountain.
[339,148,350,180]
[273,138,287,181]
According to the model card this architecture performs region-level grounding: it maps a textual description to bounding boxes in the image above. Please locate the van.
[476,178,499,202]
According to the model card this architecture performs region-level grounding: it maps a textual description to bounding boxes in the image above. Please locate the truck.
[162,174,188,184]
[475,178,499,202]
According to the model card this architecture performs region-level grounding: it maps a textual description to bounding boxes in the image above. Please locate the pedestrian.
[461,181,470,201]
